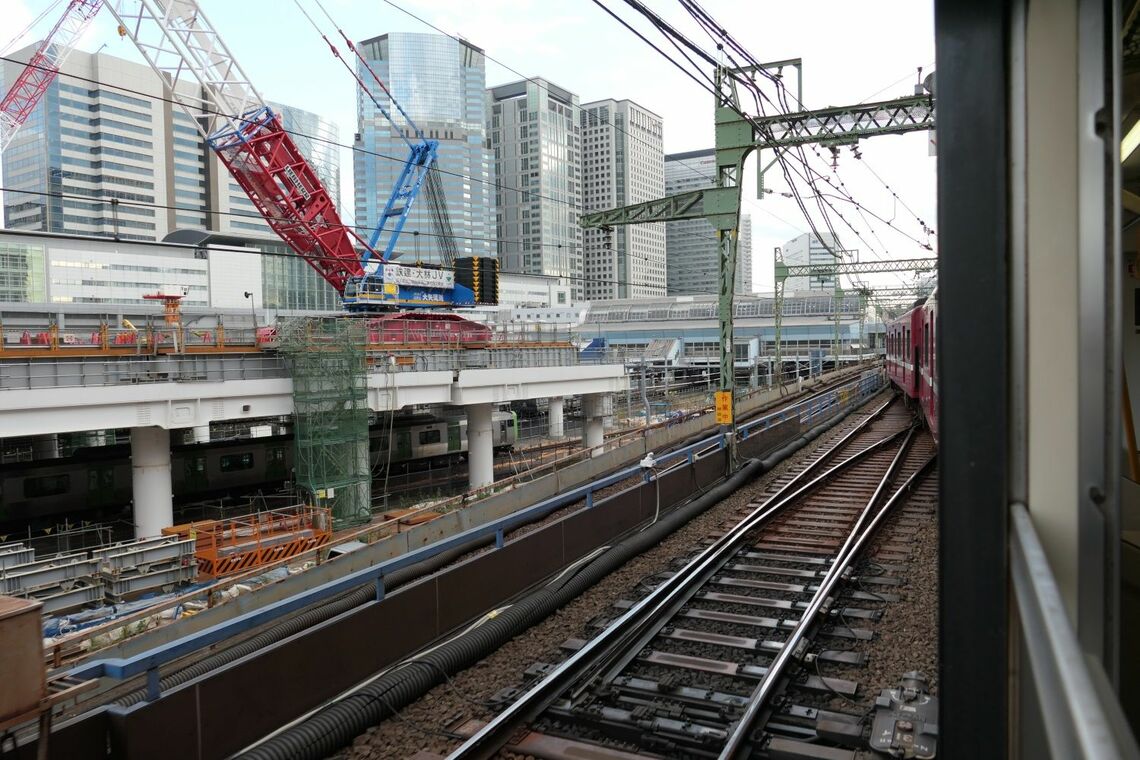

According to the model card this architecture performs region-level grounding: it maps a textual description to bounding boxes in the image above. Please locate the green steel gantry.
[579,60,935,462]
[773,255,936,371]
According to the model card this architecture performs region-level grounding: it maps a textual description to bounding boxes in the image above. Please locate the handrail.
[57,370,884,685]
[40,366,874,663]
[1009,502,1140,758]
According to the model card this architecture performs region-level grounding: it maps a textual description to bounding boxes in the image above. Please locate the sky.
[3,0,936,295]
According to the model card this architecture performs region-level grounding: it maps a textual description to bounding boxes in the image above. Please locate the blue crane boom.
[297,7,484,310]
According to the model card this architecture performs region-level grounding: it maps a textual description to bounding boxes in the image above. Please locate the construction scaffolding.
[278,317,371,527]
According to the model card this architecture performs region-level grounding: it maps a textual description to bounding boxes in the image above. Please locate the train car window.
[419,429,441,445]
[25,474,70,498]
[220,452,255,472]
[88,467,114,492]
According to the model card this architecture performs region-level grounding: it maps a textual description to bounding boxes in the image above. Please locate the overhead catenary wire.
[0,184,690,291]
[1,7,921,293]
[1,0,66,56]
[372,0,805,234]
[601,0,849,259]
[0,49,806,274]
[666,0,932,262]
[592,0,932,300]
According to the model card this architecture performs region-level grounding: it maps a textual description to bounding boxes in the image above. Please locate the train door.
[920,321,929,396]
[914,331,922,395]
[395,428,412,460]
[266,446,287,480]
[905,326,912,387]
[448,420,462,452]
[88,464,117,508]
[184,454,208,494]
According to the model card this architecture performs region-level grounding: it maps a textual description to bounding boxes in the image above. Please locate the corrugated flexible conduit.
[112,534,495,708]
[240,390,878,760]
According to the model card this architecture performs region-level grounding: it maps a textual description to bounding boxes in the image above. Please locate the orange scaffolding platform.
[163,506,332,579]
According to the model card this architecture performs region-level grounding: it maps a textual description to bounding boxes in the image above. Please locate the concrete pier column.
[467,403,494,491]
[189,425,210,444]
[131,426,173,539]
[582,393,609,458]
[549,396,565,438]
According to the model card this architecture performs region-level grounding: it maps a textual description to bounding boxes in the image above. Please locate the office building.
[1,46,340,237]
[353,32,493,265]
[580,99,665,300]
[663,149,753,295]
[780,232,845,291]
[487,78,582,300]
[0,45,342,308]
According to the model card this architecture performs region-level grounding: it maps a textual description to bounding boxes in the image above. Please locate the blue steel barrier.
[65,368,885,699]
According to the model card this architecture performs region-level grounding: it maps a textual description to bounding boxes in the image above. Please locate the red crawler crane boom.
[104,0,366,293]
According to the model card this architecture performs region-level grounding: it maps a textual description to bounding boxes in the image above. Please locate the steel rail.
[446,396,898,760]
[568,426,913,699]
[719,448,937,759]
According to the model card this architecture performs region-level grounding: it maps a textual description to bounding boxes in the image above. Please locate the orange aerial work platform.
[163,506,332,579]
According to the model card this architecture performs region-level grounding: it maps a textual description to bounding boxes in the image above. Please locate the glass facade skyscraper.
[580,99,665,301]
[2,48,176,241]
[487,79,582,300]
[1,44,341,308]
[664,149,752,296]
[781,232,845,291]
[353,33,493,264]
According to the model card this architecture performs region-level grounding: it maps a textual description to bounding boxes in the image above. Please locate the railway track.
[435,398,936,760]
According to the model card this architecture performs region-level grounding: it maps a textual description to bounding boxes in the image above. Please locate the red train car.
[885,289,938,443]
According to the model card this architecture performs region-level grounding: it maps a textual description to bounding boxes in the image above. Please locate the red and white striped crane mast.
[0,0,105,151]
[102,0,368,293]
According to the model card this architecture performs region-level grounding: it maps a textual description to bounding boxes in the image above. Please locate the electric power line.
[0,185,689,292]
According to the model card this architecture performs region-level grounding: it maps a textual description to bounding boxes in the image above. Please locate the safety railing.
[1009,503,1140,758]
[57,367,885,684]
[0,324,270,356]
[0,354,289,390]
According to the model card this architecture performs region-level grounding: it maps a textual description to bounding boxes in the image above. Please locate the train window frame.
[220,452,255,472]
[25,474,70,498]
[925,322,930,370]
[419,428,442,446]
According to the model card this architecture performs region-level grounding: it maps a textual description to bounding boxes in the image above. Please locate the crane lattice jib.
[0,0,104,152]
[363,139,438,267]
[105,0,366,293]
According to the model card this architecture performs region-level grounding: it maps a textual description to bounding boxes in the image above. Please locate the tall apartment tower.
[580,99,665,300]
[0,46,340,243]
[780,232,845,291]
[487,79,582,300]
[353,32,493,264]
[663,149,753,295]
